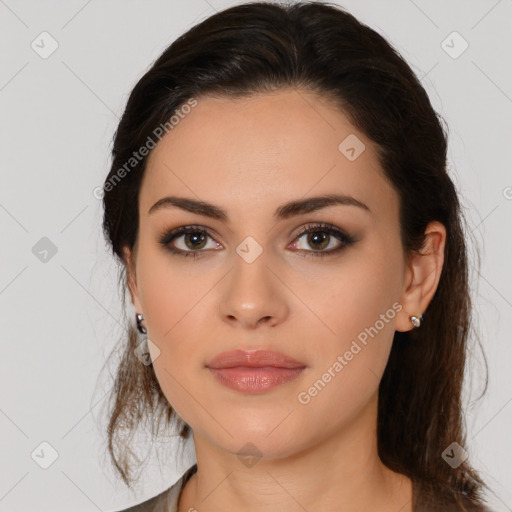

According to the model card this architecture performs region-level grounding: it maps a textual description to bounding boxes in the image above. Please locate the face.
[125,88,412,460]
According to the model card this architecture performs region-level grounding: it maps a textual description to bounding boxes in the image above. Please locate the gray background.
[1,0,511,510]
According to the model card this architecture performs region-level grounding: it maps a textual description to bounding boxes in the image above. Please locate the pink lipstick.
[206,349,306,393]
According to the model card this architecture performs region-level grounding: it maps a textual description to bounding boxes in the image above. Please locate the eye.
[159,222,356,259]
[289,222,356,258]
[159,225,221,258]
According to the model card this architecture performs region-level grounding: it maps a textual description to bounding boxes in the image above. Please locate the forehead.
[140,89,398,224]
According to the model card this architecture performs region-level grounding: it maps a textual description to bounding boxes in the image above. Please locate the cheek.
[304,252,401,388]
[295,281,398,432]
[309,251,400,340]
[137,252,216,415]
[138,246,208,342]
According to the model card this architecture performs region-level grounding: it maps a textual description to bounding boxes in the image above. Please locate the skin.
[123,88,446,512]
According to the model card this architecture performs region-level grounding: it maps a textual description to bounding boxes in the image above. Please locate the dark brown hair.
[99,1,491,509]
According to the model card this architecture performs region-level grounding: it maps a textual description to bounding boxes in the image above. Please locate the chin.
[206,421,308,461]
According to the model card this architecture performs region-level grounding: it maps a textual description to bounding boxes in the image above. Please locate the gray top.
[115,464,197,512]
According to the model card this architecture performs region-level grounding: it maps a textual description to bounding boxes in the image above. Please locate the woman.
[100,2,492,510]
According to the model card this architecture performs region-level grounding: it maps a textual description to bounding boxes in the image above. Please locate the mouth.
[205,349,306,393]
[206,366,305,393]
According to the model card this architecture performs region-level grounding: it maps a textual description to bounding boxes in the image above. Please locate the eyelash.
[158,222,356,259]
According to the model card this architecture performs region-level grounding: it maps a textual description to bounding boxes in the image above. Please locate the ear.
[395,221,446,332]
[122,245,143,314]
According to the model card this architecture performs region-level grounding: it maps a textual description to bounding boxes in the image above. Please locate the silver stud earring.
[136,313,147,334]
[410,314,424,328]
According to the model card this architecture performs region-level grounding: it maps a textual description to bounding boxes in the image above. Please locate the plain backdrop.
[1,0,511,510]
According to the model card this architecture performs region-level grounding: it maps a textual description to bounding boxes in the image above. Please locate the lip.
[205,350,306,394]
[206,349,305,369]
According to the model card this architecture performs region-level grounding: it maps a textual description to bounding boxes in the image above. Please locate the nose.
[218,255,290,330]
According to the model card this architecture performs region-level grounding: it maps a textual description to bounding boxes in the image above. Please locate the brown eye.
[305,231,331,251]
[290,222,356,258]
[183,232,208,250]
[159,226,221,258]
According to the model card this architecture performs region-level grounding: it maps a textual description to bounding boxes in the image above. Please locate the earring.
[410,314,424,328]
[136,313,147,334]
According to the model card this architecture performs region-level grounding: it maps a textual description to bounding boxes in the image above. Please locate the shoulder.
[112,464,197,512]
[113,487,171,512]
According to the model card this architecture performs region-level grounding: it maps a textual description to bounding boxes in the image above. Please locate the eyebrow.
[148,193,371,221]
